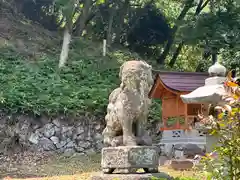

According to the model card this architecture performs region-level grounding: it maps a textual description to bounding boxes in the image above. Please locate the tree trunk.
[195,40,211,72]
[164,0,211,67]
[169,42,184,67]
[74,0,92,36]
[212,53,217,64]
[157,0,194,65]
[195,0,211,15]
[58,0,76,68]
[59,25,71,68]
[106,6,115,48]
[210,1,217,65]
[114,0,130,44]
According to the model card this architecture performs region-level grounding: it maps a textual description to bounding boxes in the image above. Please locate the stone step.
[91,172,172,180]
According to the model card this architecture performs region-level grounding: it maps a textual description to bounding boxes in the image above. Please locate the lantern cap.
[208,62,226,77]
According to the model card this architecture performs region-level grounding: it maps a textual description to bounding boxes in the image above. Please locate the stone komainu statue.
[102,60,154,147]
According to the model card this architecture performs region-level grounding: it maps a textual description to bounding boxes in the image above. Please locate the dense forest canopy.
[5,0,240,71]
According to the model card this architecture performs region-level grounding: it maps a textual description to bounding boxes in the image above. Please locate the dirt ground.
[0,151,100,180]
[0,151,205,180]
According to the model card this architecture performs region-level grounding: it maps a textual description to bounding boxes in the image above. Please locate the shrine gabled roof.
[149,71,209,97]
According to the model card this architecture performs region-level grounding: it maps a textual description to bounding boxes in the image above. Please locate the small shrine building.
[149,70,209,155]
[149,63,228,156]
[149,71,209,131]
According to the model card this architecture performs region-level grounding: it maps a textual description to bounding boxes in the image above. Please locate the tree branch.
[169,42,184,67]
[167,0,211,67]
[195,0,204,15]
[114,0,130,44]
[200,0,211,12]
[157,0,194,65]
[74,0,93,36]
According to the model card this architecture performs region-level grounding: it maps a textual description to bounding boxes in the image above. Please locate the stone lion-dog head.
[119,60,153,95]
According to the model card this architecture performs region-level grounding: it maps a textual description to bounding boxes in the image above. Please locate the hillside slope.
[0,5,162,120]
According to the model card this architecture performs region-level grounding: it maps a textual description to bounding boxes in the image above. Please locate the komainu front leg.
[136,119,145,138]
[102,127,115,147]
[111,136,123,147]
[136,115,152,146]
[122,118,137,146]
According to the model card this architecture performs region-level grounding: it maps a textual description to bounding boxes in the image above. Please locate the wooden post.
[184,103,188,129]
[103,39,106,56]
[176,96,180,129]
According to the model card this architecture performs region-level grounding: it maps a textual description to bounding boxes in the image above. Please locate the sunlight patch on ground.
[4,173,92,180]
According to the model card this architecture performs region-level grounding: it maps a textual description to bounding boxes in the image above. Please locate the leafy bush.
[0,47,118,116]
[199,71,240,180]
[149,99,162,123]
[0,44,161,120]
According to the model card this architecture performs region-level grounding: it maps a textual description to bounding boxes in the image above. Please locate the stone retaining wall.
[0,113,105,156]
[0,112,160,156]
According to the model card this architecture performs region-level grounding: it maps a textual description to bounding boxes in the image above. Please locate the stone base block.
[91,172,172,180]
[101,146,159,174]
[170,159,194,170]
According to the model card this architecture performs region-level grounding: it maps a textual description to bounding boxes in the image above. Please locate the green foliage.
[200,72,240,180]
[149,99,162,123]
[3,0,240,70]
[165,45,204,72]
[166,116,185,127]
[96,0,105,5]
[0,40,160,121]
[56,0,75,19]
[127,3,171,57]
[0,42,121,116]
[177,0,240,69]
[155,0,182,26]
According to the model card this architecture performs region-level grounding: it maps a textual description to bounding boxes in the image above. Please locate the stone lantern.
[181,62,227,104]
[180,62,228,152]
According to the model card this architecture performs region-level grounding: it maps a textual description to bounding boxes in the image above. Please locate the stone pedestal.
[101,146,159,174]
